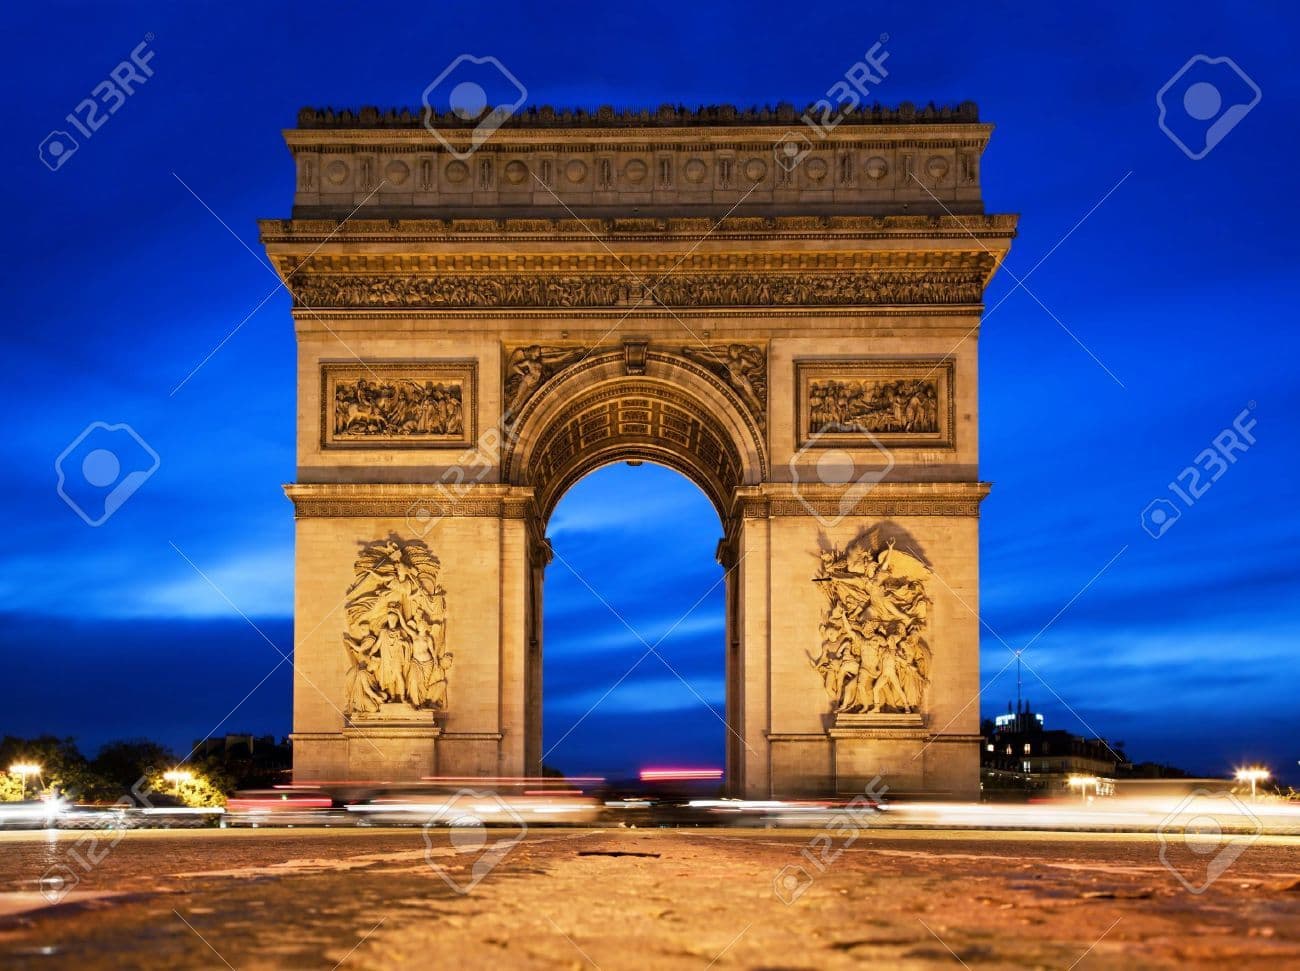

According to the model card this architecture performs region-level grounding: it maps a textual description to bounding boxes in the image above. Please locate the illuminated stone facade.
[264,103,1016,798]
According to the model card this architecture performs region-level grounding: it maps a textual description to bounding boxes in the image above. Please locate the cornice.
[287,304,988,322]
[273,251,997,274]
[284,483,539,520]
[259,214,1018,244]
[734,481,992,518]
[284,482,990,520]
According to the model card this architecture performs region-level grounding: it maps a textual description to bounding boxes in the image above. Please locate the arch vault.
[269,102,1015,798]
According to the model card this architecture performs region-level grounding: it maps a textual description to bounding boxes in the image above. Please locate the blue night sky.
[3,2,1297,784]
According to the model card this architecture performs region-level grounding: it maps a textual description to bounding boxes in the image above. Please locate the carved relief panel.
[344,538,451,718]
[321,361,477,448]
[795,360,954,449]
[811,532,932,717]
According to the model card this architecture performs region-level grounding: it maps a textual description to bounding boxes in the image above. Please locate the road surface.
[1,827,1298,968]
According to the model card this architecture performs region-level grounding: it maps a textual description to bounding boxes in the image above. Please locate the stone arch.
[503,348,768,523]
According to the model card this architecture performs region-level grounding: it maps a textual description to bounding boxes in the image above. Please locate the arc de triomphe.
[261,103,1015,799]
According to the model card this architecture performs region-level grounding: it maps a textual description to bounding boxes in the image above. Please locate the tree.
[0,772,25,802]
[0,735,110,801]
[91,739,177,799]
[144,767,228,808]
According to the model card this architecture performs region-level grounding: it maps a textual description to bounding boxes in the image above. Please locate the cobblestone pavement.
[1,827,1298,969]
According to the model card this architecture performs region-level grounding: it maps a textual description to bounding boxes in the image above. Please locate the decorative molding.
[284,484,538,520]
[261,214,1017,243]
[828,727,930,740]
[734,483,990,519]
[290,271,984,310]
[321,360,477,449]
[794,359,955,450]
[276,249,996,275]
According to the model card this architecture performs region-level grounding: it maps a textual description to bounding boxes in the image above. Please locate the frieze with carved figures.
[321,361,477,449]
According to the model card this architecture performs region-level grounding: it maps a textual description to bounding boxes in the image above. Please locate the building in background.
[980,701,1123,797]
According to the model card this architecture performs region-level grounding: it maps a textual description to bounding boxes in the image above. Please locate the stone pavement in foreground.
[1,827,1298,969]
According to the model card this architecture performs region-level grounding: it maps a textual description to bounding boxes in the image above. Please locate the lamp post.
[1235,767,1269,802]
[1067,773,1098,804]
[9,762,42,799]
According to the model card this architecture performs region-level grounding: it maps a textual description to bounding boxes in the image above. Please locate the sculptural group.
[808,377,939,435]
[343,539,451,716]
[811,536,933,714]
[333,377,465,438]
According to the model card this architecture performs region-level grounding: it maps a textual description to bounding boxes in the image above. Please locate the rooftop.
[296,102,981,130]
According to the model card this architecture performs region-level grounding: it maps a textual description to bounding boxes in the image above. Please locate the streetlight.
[1235,767,1270,802]
[163,769,194,792]
[9,762,42,799]
[1067,773,1099,804]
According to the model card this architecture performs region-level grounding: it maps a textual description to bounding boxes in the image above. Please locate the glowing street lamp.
[1067,773,1099,804]
[163,769,194,793]
[1235,767,1270,802]
[9,762,42,798]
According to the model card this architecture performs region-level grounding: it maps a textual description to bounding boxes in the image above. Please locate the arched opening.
[506,350,766,793]
[540,461,726,784]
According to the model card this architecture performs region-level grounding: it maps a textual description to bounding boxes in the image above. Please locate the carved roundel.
[384,160,410,186]
[744,158,767,182]
[864,156,889,180]
[325,159,349,185]
[623,158,648,184]
[444,160,469,183]
[565,159,588,183]
[926,155,950,181]
[504,160,529,184]
[683,158,708,183]
[805,157,829,182]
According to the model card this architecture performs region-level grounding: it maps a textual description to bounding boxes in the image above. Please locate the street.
[1,826,1298,969]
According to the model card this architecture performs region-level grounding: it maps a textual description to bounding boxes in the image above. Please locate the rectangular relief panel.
[321,360,477,449]
[794,359,955,450]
